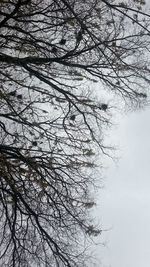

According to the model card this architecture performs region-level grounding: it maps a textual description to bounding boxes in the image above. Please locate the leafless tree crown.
[0,0,150,266]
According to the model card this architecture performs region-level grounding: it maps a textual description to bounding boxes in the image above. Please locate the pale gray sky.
[91,1,150,266]
[97,107,150,267]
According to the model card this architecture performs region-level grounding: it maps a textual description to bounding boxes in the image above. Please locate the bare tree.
[0,0,150,266]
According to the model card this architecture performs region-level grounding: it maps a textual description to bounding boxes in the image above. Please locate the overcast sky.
[96,107,150,267]
[96,1,150,266]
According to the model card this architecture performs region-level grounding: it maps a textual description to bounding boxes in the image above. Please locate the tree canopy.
[0,0,150,266]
